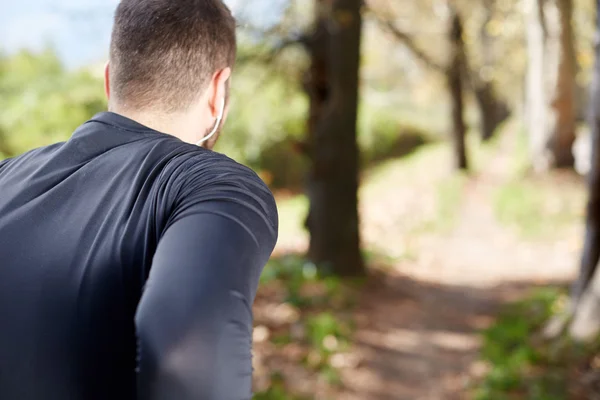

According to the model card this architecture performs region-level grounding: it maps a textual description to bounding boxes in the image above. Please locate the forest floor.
[256,124,587,399]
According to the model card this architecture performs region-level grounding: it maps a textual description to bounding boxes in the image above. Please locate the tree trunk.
[526,0,547,171]
[525,0,577,172]
[447,8,469,171]
[473,82,511,142]
[375,3,509,144]
[304,0,365,276]
[552,0,577,167]
[568,0,600,341]
[472,0,511,142]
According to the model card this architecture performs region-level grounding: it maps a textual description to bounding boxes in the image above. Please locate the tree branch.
[368,10,446,72]
[236,33,310,65]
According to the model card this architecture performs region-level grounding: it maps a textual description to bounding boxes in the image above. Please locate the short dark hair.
[109,0,236,112]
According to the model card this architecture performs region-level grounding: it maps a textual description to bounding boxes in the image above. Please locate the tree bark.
[525,0,577,172]
[552,0,577,167]
[304,0,365,276]
[447,8,469,171]
[568,0,600,341]
[471,0,511,142]
[473,83,511,141]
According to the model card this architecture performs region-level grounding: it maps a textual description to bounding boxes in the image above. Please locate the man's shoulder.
[0,143,63,174]
[168,147,261,184]
[166,149,278,227]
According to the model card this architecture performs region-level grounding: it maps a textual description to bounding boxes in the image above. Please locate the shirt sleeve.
[134,156,278,400]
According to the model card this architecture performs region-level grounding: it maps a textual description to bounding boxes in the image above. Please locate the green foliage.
[261,255,319,307]
[257,256,358,395]
[253,385,292,400]
[260,255,354,309]
[363,248,414,266]
[0,48,441,191]
[220,64,441,190]
[253,377,309,400]
[214,63,308,188]
[302,311,350,386]
[481,288,559,364]
[358,105,435,166]
[260,255,311,284]
[495,181,545,237]
[489,123,585,239]
[251,139,309,191]
[0,49,107,158]
[305,312,350,352]
[473,288,593,400]
[253,372,311,400]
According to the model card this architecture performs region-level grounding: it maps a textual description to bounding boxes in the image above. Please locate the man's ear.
[211,67,231,118]
[104,62,111,101]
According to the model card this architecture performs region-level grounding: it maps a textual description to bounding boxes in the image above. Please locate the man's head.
[105,0,236,148]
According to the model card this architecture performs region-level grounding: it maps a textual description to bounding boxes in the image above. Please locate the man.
[0,1,278,399]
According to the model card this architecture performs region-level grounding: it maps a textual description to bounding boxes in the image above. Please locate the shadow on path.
[339,271,569,400]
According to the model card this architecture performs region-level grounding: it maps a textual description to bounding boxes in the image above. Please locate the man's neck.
[109,105,197,145]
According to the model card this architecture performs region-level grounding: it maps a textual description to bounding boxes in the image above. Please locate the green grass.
[493,178,583,239]
[474,288,565,399]
[254,256,359,397]
[276,142,459,247]
[276,120,583,245]
[366,142,468,234]
[276,142,469,257]
[254,380,310,400]
[362,142,448,191]
[494,181,544,238]
[469,121,586,240]
[362,247,418,266]
[270,120,592,399]
[473,287,600,400]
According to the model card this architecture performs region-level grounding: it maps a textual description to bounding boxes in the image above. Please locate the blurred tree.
[567,0,600,341]
[469,0,511,141]
[525,0,577,172]
[370,1,471,170]
[542,0,600,342]
[304,0,365,276]
[370,0,510,143]
[447,6,469,170]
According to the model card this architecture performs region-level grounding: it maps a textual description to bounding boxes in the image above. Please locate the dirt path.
[337,131,581,399]
[264,128,584,399]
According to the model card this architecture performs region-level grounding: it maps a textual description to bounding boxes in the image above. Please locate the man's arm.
[135,198,277,400]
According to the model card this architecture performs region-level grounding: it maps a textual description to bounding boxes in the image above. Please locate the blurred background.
[3,0,600,398]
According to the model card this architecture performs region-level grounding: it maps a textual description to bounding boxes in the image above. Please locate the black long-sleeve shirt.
[0,112,278,400]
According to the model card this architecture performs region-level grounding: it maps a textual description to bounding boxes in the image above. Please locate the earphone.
[196,98,225,146]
